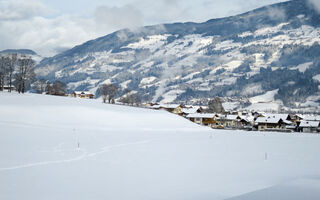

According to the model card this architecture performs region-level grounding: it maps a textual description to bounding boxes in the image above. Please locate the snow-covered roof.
[160,104,181,109]
[151,105,161,109]
[218,115,240,121]
[282,119,293,125]
[302,115,320,121]
[226,115,239,120]
[299,120,320,128]
[239,115,255,122]
[3,85,15,88]
[186,113,216,119]
[181,107,200,114]
[255,117,281,124]
[263,114,289,120]
[74,91,93,95]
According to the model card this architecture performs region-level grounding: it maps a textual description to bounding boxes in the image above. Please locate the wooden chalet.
[186,113,218,127]
[159,104,186,114]
[216,115,242,129]
[72,91,94,99]
[255,114,292,131]
[238,115,255,129]
[180,106,203,117]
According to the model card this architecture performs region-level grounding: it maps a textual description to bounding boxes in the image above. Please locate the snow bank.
[250,89,279,104]
[1,93,320,200]
[227,178,320,200]
[246,102,281,112]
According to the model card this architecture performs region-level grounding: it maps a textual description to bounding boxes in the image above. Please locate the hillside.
[35,0,320,110]
[1,92,320,199]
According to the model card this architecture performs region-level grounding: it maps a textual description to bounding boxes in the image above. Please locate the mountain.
[0,49,37,55]
[0,49,43,63]
[36,0,320,110]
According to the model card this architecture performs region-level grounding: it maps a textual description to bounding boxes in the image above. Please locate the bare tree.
[45,82,53,94]
[99,84,108,103]
[44,81,67,96]
[99,83,118,103]
[131,93,142,106]
[0,56,6,91]
[52,81,67,96]
[15,56,36,93]
[33,78,48,94]
[119,89,132,104]
[7,54,17,92]
[208,97,225,113]
[0,55,13,91]
[119,92,141,106]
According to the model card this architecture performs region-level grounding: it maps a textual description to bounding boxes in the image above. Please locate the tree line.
[0,54,35,93]
[33,79,67,96]
[98,83,141,106]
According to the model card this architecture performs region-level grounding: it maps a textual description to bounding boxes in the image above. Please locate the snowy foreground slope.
[1,93,320,200]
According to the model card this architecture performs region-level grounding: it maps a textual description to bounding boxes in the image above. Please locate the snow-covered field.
[1,92,320,200]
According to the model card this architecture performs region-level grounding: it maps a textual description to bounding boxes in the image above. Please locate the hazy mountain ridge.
[0,49,37,55]
[0,49,43,64]
[35,0,320,110]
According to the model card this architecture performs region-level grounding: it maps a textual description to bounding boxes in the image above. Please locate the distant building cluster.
[146,103,320,133]
[71,91,94,99]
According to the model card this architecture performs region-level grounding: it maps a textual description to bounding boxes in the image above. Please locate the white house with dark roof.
[255,114,292,131]
[216,115,242,129]
[2,85,16,92]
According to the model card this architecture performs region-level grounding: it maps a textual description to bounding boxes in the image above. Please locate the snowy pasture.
[1,93,320,200]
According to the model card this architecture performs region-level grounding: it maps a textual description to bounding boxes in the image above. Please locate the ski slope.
[1,92,320,200]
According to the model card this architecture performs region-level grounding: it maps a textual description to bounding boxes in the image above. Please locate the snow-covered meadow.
[1,93,320,200]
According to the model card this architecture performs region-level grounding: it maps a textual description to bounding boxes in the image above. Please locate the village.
[68,89,320,134]
[144,103,320,133]
[1,84,319,134]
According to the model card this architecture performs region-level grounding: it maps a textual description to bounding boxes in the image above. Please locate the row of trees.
[33,79,67,96]
[98,83,141,105]
[0,54,35,93]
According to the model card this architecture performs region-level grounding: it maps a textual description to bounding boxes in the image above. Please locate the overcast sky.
[0,0,297,56]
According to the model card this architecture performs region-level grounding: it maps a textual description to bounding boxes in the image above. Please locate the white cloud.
[0,0,288,57]
[0,15,97,56]
[94,5,143,31]
[0,0,52,20]
[0,1,144,56]
[137,0,192,23]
